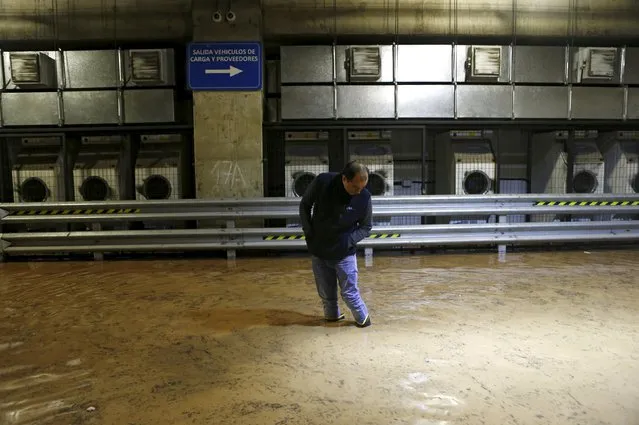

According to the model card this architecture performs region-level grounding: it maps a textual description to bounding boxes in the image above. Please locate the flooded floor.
[1,249,638,425]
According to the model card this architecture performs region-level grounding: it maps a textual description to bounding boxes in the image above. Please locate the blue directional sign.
[187,42,262,91]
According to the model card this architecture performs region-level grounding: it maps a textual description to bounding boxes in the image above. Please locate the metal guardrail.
[1,194,639,258]
[2,221,638,254]
[1,194,639,222]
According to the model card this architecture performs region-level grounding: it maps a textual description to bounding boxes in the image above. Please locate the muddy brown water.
[1,250,638,425]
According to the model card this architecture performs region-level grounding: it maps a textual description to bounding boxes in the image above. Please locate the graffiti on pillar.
[211,160,247,190]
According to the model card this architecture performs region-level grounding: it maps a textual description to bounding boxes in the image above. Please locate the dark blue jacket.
[298,172,373,260]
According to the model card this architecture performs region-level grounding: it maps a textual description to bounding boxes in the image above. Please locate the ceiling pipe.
[0,0,637,41]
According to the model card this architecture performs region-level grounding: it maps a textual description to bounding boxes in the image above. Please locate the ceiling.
[0,0,637,42]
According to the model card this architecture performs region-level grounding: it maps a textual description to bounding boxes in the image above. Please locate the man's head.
[341,161,369,196]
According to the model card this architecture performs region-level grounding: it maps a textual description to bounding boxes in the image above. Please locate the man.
[299,161,373,328]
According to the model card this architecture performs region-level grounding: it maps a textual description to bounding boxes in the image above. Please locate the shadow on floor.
[190,308,353,331]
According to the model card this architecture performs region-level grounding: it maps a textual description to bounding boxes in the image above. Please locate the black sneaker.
[355,315,371,328]
[326,313,345,322]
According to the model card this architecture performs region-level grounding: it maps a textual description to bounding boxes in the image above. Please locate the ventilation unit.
[604,136,639,221]
[80,176,112,201]
[567,138,606,222]
[136,173,174,200]
[126,49,175,86]
[573,47,617,83]
[346,46,382,82]
[8,52,56,88]
[284,138,329,199]
[449,140,495,224]
[452,141,495,196]
[606,133,639,195]
[135,159,179,201]
[72,136,122,202]
[10,137,63,203]
[470,46,501,78]
[571,140,604,194]
[135,134,182,201]
[348,143,394,197]
[14,175,51,202]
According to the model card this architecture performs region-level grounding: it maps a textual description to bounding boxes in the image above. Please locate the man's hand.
[349,198,373,245]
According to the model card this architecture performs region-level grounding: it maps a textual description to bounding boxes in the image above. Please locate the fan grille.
[20,177,49,202]
[463,171,490,195]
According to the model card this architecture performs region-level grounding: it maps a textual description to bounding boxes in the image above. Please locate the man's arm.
[299,176,320,237]
[349,197,373,245]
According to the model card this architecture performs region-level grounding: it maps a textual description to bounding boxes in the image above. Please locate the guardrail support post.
[226,220,236,261]
[91,223,104,261]
[1,208,7,262]
[364,248,373,267]
[497,215,507,260]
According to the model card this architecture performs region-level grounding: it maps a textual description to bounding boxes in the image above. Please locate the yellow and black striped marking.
[535,200,639,207]
[263,235,306,241]
[10,208,142,216]
[262,233,401,241]
[368,233,401,239]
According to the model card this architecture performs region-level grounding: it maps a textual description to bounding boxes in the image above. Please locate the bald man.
[299,161,372,328]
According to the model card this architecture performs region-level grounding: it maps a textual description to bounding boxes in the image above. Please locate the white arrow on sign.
[204,65,243,77]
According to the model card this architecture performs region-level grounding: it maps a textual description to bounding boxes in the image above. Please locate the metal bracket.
[91,223,104,261]
[364,247,374,267]
[497,215,507,262]
[226,220,236,261]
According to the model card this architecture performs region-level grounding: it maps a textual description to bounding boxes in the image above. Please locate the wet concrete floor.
[1,249,638,425]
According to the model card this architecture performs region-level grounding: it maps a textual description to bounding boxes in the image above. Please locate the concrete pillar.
[191,0,263,199]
